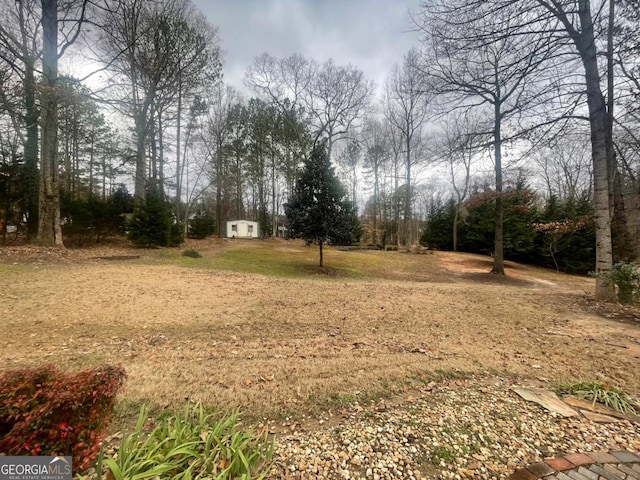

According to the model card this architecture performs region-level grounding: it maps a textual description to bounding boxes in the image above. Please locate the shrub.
[0,365,126,473]
[61,188,132,246]
[169,221,185,247]
[182,249,202,258]
[599,262,640,304]
[94,403,273,480]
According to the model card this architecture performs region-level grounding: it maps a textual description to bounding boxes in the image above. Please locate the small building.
[226,220,259,239]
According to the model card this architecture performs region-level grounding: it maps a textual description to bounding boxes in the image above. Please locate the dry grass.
[1,238,639,426]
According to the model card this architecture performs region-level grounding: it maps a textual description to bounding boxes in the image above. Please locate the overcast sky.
[190,0,422,96]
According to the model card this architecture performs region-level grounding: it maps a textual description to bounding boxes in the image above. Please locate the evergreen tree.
[128,186,183,248]
[188,207,216,239]
[285,142,361,266]
[533,194,595,274]
[60,186,133,245]
[420,197,456,250]
[459,182,538,260]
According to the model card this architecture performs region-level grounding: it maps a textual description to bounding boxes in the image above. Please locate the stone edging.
[508,451,640,479]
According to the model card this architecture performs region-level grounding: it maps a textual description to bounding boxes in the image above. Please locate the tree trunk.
[88,129,95,196]
[175,75,183,221]
[37,0,64,247]
[235,153,242,218]
[216,137,223,237]
[578,0,616,301]
[405,142,412,249]
[149,112,158,182]
[605,0,634,262]
[535,0,615,299]
[491,101,504,275]
[319,240,324,267]
[72,109,79,197]
[63,108,71,194]
[394,155,400,247]
[373,165,379,245]
[453,205,459,252]
[271,152,276,238]
[134,114,147,209]
[24,61,39,237]
[157,111,165,199]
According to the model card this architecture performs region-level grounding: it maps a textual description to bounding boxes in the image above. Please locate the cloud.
[191,0,421,94]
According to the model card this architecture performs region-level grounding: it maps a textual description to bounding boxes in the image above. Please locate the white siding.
[226,220,259,238]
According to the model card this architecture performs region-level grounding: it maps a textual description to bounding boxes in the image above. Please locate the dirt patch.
[1,241,638,424]
[546,297,640,358]
[93,255,141,261]
[300,265,352,277]
[458,271,538,288]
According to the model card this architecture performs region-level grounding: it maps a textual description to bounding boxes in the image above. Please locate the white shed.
[226,220,259,239]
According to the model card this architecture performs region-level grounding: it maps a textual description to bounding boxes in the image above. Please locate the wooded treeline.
[0,0,639,299]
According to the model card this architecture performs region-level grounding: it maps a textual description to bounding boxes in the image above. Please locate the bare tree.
[245,52,313,161]
[416,1,556,273]
[435,112,488,250]
[98,0,220,208]
[384,48,430,249]
[247,53,374,161]
[361,116,389,245]
[0,0,43,235]
[305,59,374,159]
[202,83,240,237]
[542,0,616,299]
[337,139,361,205]
[37,0,90,246]
[533,132,593,201]
[168,7,220,222]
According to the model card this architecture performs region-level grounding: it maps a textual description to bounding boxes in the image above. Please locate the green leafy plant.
[554,380,639,415]
[92,403,273,480]
[431,446,456,464]
[597,262,640,304]
[0,365,126,473]
[182,249,202,258]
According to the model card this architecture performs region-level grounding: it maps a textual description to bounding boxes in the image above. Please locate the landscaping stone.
[580,410,620,423]
[268,377,640,479]
[512,387,580,417]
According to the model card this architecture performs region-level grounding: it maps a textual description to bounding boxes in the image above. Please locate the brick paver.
[546,457,577,472]
[616,464,640,479]
[507,451,640,480]
[565,453,597,467]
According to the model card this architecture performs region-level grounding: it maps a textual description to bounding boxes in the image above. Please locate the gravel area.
[265,376,640,479]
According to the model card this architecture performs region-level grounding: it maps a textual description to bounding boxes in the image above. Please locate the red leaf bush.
[0,364,126,473]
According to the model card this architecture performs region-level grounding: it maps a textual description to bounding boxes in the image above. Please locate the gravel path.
[266,376,640,479]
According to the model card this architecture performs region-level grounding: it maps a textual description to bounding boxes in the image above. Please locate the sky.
[190,0,422,96]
